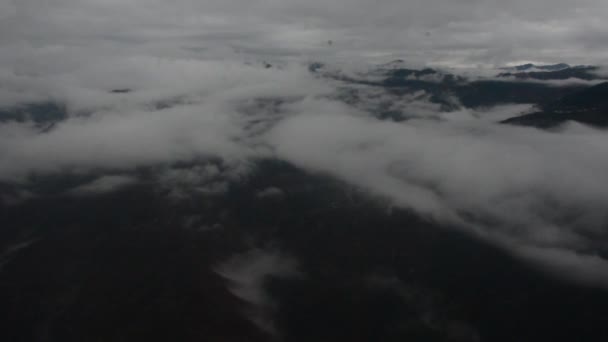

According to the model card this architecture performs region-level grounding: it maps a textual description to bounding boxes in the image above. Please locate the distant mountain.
[533,63,572,71]
[384,67,439,80]
[377,59,408,70]
[497,65,601,81]
[502,82,608,128]
[453,80,583,108]
[501,63,572,72]
[545,81,608,111]
[311,60,607,126]
[0,102,66,124]
[309,61,588,110]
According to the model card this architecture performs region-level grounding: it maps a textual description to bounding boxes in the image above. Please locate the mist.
[1,58,608,287]
[2,0,608,290]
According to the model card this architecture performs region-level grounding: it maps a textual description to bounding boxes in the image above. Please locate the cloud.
[256,187,285,200]
[216,249,299,334]
[490,77,608,87]
[0,102,244,179]
[1,50,608,287]
[157,162,250,199]
[2,0,608,289]
[267,95,608,286]
[68,175,137,195]
[0,61,325,181]
[516,245,608,288]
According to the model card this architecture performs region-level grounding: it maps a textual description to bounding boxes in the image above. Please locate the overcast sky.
[2,0,608,67]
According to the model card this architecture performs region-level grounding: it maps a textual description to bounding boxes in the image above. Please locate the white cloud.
[0,61,326,181]
[1,2,608,290]
[267,96,608,286]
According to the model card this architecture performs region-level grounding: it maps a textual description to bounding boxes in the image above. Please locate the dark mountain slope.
[0,102,66,124]
[497,66,601,81]
[2,160,608,341]
[502,82,608,128]
[501,63,571,72]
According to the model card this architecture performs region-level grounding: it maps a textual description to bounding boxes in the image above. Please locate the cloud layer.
[2,1,608,288]
[269,99,608,287]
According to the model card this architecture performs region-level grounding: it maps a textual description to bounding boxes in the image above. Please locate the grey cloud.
[516,245,608,289]
[0,61,324,181]
[68,175,137,195]
[216,249,299,334]
[256,187,285,200]
[267,96,608,286]
[2,0,608,289]
[1,51,607,288]
[157,162,249,199]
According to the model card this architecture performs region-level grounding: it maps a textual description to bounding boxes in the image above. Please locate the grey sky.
[2,0,608,66]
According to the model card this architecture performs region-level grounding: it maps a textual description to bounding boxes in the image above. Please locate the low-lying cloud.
[216,248,299,334]
[0,60,324,181]
[1,51,608,288]
[68,175,137,195]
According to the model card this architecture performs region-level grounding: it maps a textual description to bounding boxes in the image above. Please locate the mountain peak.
[503,63,572,72]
